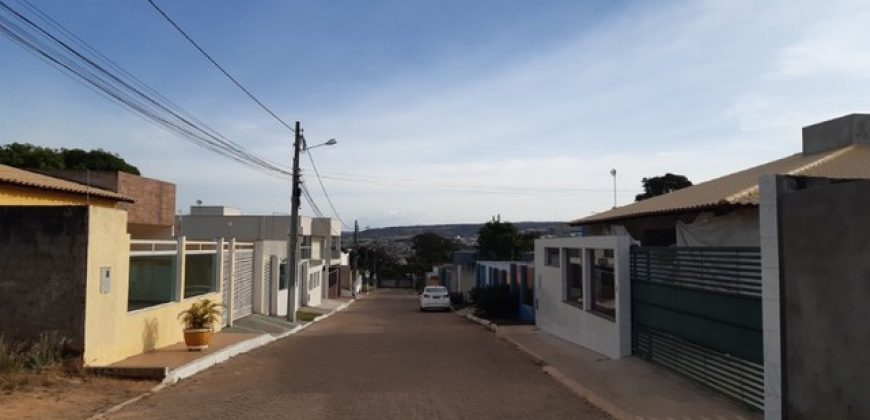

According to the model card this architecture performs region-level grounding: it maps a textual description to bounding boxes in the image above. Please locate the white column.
[176,236,186,302]
[252,241,265,314]
[227,238,237,326]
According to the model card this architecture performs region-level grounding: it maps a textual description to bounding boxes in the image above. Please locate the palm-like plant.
[178,299,224,330]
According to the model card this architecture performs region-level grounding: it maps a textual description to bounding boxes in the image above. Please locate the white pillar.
[176,236,186,302]
[227,238,237,326]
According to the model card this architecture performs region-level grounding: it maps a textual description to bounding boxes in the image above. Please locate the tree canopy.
[0,142,140,175]
[476,219,538,261]
[634,173,692,201]
[407,232,458,274]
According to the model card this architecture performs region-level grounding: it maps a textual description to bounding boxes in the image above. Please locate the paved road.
[112,289,609,420]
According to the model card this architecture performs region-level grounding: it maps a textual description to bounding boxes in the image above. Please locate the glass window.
[589,248,616,319]
[184,254,216,298]
[300,236,312,259]
[128,255,176,311]
[545,247,560,267]
[279,262,288,290]
[564,248,583,307]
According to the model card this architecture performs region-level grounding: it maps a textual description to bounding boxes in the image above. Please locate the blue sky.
[2,0,869,228]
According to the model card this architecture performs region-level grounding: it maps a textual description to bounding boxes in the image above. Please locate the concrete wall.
[179,214,317,243]
[774,176,870,419]
[534,236,631,359]
[0,206,89,352]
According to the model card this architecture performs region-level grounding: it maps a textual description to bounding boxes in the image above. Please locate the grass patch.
[295,311,320,322]
[0,333,70,393]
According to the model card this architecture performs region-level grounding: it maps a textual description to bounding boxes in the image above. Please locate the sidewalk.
[497,325,761,420]
[96,298,356,385]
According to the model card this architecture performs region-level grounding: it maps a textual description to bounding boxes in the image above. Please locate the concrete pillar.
[176,236,186,302]
[253,241,264,314]
[227,238,237,326]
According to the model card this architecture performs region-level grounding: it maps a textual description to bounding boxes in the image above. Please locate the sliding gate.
[630,246,763,410]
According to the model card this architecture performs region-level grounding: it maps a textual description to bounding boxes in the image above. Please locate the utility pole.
[286,121,303,323]
[610,168,617,209]
[353,220,360,291]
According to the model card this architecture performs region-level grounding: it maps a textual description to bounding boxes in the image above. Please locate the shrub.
[469,285,518,318]
[449,291,466,306]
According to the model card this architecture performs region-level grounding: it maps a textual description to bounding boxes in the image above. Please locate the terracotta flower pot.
[183,328,213,351]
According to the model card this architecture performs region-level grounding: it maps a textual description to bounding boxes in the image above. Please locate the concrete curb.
[455,311,634,420]
[88,298,356,419]
[541,366,634,420]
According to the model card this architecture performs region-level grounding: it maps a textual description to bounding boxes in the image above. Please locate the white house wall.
[534,235,631,359]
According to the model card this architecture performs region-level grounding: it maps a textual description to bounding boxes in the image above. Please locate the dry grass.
[0,333,70,393]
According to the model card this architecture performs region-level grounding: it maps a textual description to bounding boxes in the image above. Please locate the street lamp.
[286,126,338,323]
[304,138,337,151]
[610,169,617,209]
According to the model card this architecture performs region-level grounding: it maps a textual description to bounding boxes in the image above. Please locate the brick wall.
[116,172,175,227]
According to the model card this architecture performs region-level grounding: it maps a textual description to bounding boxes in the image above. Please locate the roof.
[572,144,870,225]
[0,164,134,203]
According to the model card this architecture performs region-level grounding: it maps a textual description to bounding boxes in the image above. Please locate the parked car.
[420,286,451,311]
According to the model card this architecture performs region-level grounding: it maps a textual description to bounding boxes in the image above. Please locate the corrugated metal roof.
[572,145,870,225]
[0,164,134,202]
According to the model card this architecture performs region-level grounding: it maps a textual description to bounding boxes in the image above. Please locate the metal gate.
[263,258,273,314]
[233,250,254,320]
[631,246,763,410]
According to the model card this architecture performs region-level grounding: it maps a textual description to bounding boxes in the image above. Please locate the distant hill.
[347,221,577,241]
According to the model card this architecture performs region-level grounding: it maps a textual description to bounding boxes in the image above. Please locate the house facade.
[178,206,345,318]
[537,113,870,415]
[0,165,228,366]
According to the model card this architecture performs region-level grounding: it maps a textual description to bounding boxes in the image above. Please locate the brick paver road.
[111,289,609,420]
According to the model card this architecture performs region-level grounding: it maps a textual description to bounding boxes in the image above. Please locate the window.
[589,248,615,319]
[545,247,560,267]
[279,262,288,290]
[564,248,583,307]
[300,236,312,259]
[128,255,176,311]
[184,254,216,298]
[331,235,341,259]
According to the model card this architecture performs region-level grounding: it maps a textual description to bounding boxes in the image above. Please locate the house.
[535,113,870,413]
[0,165,229,367]
[178,206,346,319]
[575,113,870,247]
[35,169,176,239]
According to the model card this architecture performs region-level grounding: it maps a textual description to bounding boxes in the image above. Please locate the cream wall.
[0,184,117,208]
[83,206,223,366]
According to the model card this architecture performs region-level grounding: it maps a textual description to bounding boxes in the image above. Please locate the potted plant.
[178,299,223,351]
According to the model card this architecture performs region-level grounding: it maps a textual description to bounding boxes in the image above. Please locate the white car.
[419,286,451,311]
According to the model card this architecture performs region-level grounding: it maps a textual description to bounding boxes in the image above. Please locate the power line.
[145,0,352,230]
[0,0,292,179]
[145,0,296,134]
[304,145,348,229]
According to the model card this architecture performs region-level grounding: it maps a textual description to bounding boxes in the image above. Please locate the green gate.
[631,246,763,410]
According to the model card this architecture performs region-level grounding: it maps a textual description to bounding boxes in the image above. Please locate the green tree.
[407,232,458,274]
[635,173,692,201]
[476,219,538,261]
[0,142,140,175]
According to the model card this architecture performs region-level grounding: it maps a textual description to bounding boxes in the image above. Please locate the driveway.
[111,289,609,419]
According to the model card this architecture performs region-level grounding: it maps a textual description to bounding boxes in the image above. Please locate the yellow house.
[0,164,224,366]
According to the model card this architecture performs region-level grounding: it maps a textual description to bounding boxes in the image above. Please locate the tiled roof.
[572,145,870,225]
[0,164,134,202]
